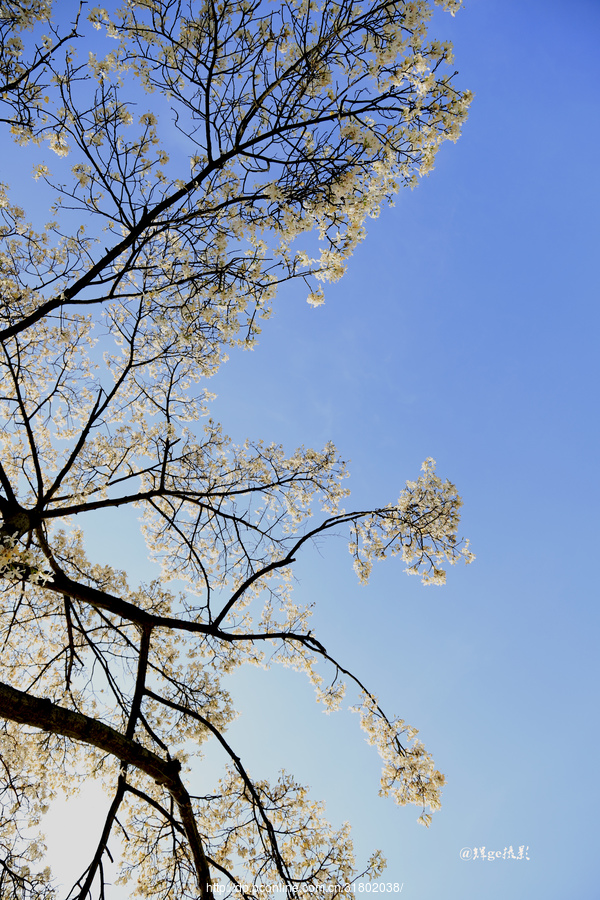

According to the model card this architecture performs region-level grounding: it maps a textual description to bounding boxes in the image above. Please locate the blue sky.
[35,0,600,897]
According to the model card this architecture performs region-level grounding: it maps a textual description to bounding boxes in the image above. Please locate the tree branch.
[0,680,213,898]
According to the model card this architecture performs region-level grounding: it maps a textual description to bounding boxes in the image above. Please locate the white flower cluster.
[47,131,70,157]
[350,459,474,585]
[0,535,51,585]
[353,693,445,825]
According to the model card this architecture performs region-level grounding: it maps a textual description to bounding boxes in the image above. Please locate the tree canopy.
[0,0,472,897]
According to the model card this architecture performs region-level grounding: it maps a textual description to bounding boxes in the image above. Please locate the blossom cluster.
[353,694,445,826]
[350,459,474,585]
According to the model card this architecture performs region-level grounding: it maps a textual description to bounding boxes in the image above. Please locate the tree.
[0,0,473,896]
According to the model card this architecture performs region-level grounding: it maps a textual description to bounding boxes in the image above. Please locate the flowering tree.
[0,0,473,897]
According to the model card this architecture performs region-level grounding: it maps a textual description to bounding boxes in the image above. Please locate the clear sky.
[38,1,600,898]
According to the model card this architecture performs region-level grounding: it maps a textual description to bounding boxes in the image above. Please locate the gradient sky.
[38,1,599,898]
